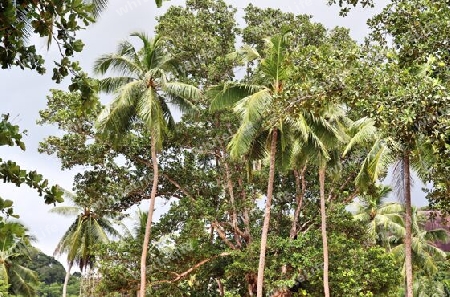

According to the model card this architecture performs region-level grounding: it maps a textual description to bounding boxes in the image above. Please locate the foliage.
[0,114,63,223]
[0,220,39,296]
[26,2,450,297]
[156,0,238,86]
[0,0,93,82]
[16,248,65,285]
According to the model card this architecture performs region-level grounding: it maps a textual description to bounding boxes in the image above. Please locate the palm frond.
[100,76,136,93]
[136,87,166,149]
[96,217,121,238]
[87,0,108,18]
[229,120,264,159]
[49,206,81,216]
[226,44,261,64]
[54,218,81,257]
[411,139,435,182]
[164,82,201,114]
[234,89,272,123]
[423,228,449,243]
[8,264,38,297]
[355,140,391,191]
[94,54,143,78]
[342,117,377,156]
[261,33,291,82]
[208,83,264,111]
[96,80,144,137]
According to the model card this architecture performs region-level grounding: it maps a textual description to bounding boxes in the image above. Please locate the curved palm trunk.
[319,166,330,297]
[403,152,413,297]
[257,128,278,297]
[139,136,159,297]
[63,262,72,297]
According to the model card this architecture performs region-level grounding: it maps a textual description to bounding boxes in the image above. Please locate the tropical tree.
[288,105,353,297]
[0,221,38,296]
[351,2,450,295]
[353,186,404,246]
[390,208,449,280]
[94,32,200,296]
[209,32,295,297]
[51,189,120,297]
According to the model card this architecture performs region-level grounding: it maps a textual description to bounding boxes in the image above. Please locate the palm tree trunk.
[319,166,330,297]
[257,128,278,297]
[139,136,159,297]
[63,262,72,297]
[404,152,413,297]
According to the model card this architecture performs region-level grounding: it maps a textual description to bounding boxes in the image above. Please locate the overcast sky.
[2,0,425,263]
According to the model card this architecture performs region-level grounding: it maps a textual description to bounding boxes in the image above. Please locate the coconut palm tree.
[94,32,200,296]
[288,106,349,297]
[0,221,38,296]
[390,207,449,278]
[51,190,120,297]
[390,138,443,296]
[289,113,390,296]
[353,186,404,246]
[209,32,294,297]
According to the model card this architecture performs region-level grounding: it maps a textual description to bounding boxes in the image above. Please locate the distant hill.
[16,247,80,297]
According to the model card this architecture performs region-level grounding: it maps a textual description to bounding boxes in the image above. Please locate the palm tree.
[288,106,349,297]
[353,186,404,246]
[209,32,292,297]
[290,113,388,296]
[0,221,38,297]
[94,32,200,296]
[390,207,449,280]
[391,139,441,296]
[51,190,120,297]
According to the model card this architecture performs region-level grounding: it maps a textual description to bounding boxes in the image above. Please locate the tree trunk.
[216,278,225,296]
[139,136,159,297]
[238,177,252,244]
[289,166,307,239]
[224,161,240,247]
[63,262,72,297]
[282,167,307,275]
[404,152,413,297]
[257,128,278,297]
[319,166,330,297]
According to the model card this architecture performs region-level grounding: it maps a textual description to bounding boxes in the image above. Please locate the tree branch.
[150,252,231,286]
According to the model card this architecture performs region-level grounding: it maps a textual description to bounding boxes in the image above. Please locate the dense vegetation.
[1,0,450,296]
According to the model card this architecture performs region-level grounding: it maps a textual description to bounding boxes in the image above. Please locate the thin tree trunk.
[319,166,330,297]
[282,167,307,275]
[404,152,413,297]
[224,161,240,247]
[216,278,225,296]
[257,128,278,297]
[238,177,252,244]
[63,262,72,297]
[290,166,307,239]
[139,136,159,297]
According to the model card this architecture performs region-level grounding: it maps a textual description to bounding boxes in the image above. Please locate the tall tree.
[94,32,200,296]
[346,45,450,297]
[51,189,120,297]
[209,32,294,297]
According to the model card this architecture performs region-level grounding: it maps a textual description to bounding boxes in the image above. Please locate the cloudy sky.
[2,0,425,262]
